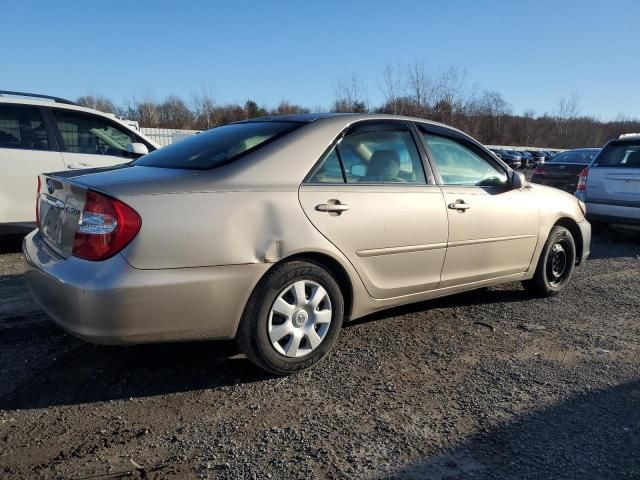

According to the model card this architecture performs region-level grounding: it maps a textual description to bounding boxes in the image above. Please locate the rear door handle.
[448,200,471,211]
[316,201,350,214]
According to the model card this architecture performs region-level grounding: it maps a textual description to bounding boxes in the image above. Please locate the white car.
[0,91,159,233]
[575,134,640,229]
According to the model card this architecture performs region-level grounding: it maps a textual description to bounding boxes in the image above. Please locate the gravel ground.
[0,229,639,479]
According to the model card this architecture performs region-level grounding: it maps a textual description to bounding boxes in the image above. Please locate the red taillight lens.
[577,167,589,191]
[72,190,141,261]
[533,166,546,175]
[36,176,41,226]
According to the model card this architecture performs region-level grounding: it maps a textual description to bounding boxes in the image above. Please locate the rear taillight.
[577,167,589,191]
[72,190,141,261]
[533,166,546,175]
[36,176,41,226]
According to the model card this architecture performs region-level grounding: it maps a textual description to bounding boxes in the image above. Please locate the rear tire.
[236,260,344,375]
[522,226,576,297]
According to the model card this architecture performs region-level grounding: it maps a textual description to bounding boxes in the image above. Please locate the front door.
[418,127,539,288]
[299,121,448,299]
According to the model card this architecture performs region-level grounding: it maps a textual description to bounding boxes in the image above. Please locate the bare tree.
[556,91,581,120]
[379,63,405,115]
[405,61,435,116]
[76,94,116,113]
[191,85,217,130]
[332,72,367,113]
[158,95,193,129]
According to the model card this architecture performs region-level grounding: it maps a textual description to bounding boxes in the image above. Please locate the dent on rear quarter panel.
[119,190,340,270]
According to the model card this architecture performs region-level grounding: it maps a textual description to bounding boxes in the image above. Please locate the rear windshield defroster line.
[133,121,304,170]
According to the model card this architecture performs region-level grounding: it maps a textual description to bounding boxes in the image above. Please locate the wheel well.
[554,217,583,265]
[277,252,354,321]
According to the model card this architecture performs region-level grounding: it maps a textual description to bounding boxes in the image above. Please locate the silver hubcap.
[268,280,332,358]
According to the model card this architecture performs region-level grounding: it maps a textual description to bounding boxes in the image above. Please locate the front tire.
[236,260,344,375]
[522,226,576,297]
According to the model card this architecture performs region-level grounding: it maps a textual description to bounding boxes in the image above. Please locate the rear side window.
[0,105,50,151]
[308,128,426,184]
[134,121,303,170]
[594,141,640,168]
[53,111,135,157]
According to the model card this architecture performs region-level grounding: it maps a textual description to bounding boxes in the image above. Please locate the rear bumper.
[23,231,269,345]
[584,202,640,226]
[531,177,578,193]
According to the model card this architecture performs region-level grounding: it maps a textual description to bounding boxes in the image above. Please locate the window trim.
[415,123,510,188]
[303,119,433,187]
[0,103,58,152]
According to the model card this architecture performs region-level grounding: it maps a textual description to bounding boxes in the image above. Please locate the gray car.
[24,114,591,374]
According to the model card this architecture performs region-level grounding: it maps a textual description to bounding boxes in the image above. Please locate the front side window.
[422,133,508,186]
[134,121,303,170]
[308,127,426,184]
[0,105,50,151]
[54,111,134,156]
[594,141,640,168]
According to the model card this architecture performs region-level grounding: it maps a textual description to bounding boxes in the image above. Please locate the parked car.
[489,148,502,159]
[24,113,590,375]
[532,148,600,192]
[527,150,546,166]
[0,91,159,234]
[498,150,522,169]
[575,135,640,230]
[518,150,535,169]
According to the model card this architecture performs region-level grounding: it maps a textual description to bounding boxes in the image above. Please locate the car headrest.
[366,150,401,179]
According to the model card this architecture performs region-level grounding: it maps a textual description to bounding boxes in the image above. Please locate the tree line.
[77,64,640,149]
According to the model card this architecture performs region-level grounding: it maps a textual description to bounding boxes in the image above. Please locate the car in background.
[575,135,640,230]
[527,150,547,166]
[498,150,522,169]
[0,91,159,233]
[489,148,502,159]
[518,150,535,169]
[532,148,600,192]
[23,113,590,375]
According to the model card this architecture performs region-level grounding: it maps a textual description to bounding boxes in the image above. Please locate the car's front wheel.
[236,260,344,375]
[522,226,576,296]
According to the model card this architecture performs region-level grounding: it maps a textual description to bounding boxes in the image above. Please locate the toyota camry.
[24,114,591,375]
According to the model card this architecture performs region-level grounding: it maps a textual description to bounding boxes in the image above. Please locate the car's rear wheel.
[522,226,576,297]
[236,260,344,375]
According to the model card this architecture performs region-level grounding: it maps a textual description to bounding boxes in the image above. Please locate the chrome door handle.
[316,201,350,214]
[448,200,471,211]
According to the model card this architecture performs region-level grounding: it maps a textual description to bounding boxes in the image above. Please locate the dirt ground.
[0,230,639,479]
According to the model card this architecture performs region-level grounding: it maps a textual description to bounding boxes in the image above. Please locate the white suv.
[0,91,159,233]
[575,134,640,229]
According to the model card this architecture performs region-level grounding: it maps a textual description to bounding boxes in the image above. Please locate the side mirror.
[350,164,366,177]
[126,143,149,156]
[511,170,528,190]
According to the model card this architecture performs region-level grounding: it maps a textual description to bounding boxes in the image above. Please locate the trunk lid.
[541,162,587,178]
[586,167,640,206]
[38,174,88,257]
[38,165,201,257]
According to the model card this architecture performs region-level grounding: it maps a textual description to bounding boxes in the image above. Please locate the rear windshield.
[594,141,640,168]
[551,150,599,164]
[134,121,303,170]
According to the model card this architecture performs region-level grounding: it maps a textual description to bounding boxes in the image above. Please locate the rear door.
[51,109,142,170]
[587,140,640,209]
[0,104,64,225]
[299,121,448,299]
[417,125,539,288]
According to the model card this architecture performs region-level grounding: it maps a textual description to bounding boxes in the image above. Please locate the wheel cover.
[268,280,332,358]
[546,240,569,287]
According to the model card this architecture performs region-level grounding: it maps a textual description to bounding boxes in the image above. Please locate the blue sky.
[3,0,638,119]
